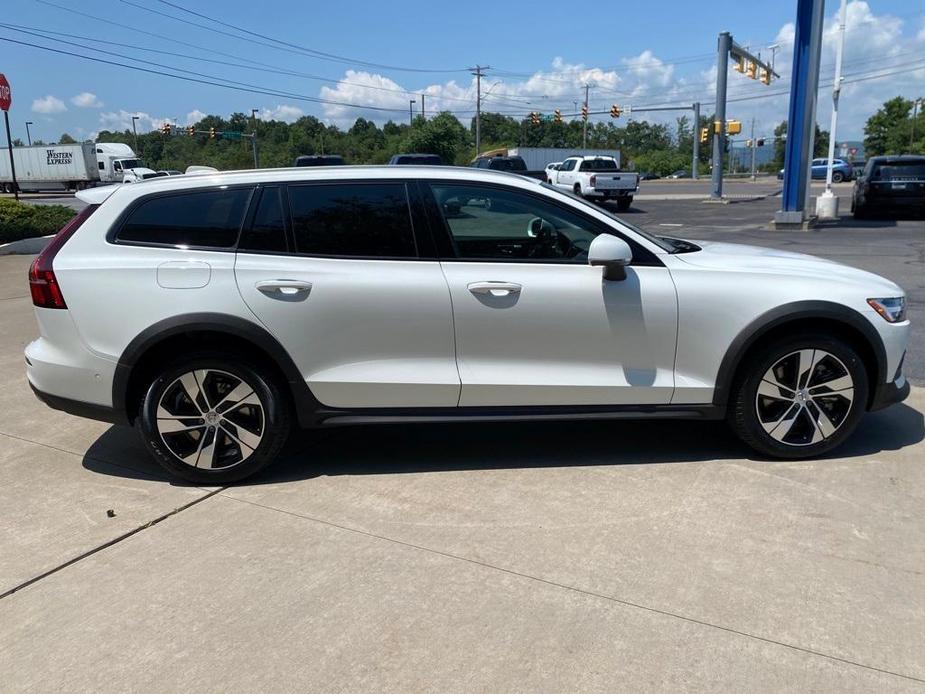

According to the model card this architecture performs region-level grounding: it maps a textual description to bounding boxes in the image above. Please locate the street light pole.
[250,109,260,169]
[817,0,847,220]
[25,121,32,146]
[130,115,139,152]
[409,100,416,127]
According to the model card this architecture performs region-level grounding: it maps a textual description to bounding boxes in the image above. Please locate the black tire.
[832,171,844,183]
[728,333,868,459]
[616,197,632,212]
[853,203,869,219]
[138,354,291,484]
[573,183,583,197]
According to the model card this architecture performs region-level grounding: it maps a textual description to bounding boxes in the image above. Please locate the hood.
[125,166,157,176]
[674,239,902,294]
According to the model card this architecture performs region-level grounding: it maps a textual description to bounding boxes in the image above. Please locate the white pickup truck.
[548,155,639,210]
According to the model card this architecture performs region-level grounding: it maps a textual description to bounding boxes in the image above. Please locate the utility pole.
[750,117,757,181]
[131,115,139,153]
[409,99,416,126]
[710,32,731,199]
[817,0,846,219]
[911,98,923,151]
[691,102,700,179]
[471,65,489,156]
[582,83,590,148]
[421,94,425,120]
[250,109,259,169]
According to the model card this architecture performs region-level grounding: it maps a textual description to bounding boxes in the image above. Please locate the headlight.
[867,297,906,323]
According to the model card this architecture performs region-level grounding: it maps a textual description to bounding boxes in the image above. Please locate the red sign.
[0,74,10,111]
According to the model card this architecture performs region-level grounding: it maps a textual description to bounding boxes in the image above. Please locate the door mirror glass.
[589,233,633,281]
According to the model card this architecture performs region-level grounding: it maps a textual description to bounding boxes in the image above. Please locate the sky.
[2,0,924,146]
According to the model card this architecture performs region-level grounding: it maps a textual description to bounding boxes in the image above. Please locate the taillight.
[28,204,98,309]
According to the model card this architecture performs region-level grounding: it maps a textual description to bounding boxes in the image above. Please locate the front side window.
[288,182,417,258]
[430,183,604,262]
[117,188,252,248]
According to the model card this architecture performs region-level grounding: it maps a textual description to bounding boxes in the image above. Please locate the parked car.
[851,160,866,179]
[638,171,661,181]
[471,155,546,180]
[545,162,562,183]
[294,155,345,167]
[388,153,444,165]
[667,170,690,179]
[154,170,184,177]
[547,155,639,211]
[777,158,853,182]
[852,155,925,218]
[26,166,909,483]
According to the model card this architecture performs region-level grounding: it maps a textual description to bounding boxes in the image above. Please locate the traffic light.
[746,61,757,79]
[581,104,589,121]
[699,127,710,144]
[610,104,622,118]
[160,123,172,136]
[734,54,746,73]
[554,109,562,124]
[760,67,771,85]
[209,126,217,139]
[727,120,742,135]
[756,138,765,147]
[187,126,195,137]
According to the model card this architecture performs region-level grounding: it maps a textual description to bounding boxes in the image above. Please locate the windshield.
[542,182,675,252]
[579,158,617,171]
[119,158,144,169]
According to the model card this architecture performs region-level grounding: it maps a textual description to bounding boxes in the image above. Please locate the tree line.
[18,95,922,176]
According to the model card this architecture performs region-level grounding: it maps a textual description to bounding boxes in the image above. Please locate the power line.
[142,0,468,74]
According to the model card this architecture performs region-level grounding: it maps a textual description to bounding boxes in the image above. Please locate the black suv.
[853,155,925,218]
[472,156,528,172]
[388,153,445,165]
[293,155,346,167]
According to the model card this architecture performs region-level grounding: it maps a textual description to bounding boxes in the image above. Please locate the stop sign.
[0,74,10,111]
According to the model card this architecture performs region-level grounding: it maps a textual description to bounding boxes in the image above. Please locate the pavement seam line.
[0,428,173,482]
[0,487,226,601]
[221,492,925,685]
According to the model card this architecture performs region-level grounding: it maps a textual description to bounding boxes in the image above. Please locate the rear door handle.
[255,279,313,297]
[467,281,522,297]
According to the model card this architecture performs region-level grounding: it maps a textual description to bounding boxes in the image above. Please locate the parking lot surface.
[1,200,924,692]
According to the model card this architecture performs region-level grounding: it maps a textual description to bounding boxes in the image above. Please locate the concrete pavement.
[1,226,924,691]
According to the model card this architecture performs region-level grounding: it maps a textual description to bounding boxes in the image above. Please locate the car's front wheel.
[832,171,844,183]
[138,356,291,483]
[729,334,868,459]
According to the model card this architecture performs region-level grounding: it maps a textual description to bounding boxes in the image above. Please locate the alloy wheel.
[755,349,855,446]
[156,369,265,469]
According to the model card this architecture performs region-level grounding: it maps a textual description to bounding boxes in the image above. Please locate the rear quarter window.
[116,188,253,248]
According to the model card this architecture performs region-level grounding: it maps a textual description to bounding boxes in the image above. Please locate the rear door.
[234,181,459,409]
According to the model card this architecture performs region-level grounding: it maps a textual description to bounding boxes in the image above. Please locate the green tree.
[863,96,921,155]
[58,133,77,144]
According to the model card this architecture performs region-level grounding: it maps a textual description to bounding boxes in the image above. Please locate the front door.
[426,182,678,407]
[235,182,459,409]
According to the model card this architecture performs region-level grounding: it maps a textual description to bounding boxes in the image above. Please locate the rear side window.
[117,188,252,248]
[288,182,417,258]
[239,187,287,253]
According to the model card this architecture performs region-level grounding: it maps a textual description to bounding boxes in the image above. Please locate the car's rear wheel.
[616,197,632,212]
[729,334,868,459]
[138,355,291,484]
[832,171,844,183]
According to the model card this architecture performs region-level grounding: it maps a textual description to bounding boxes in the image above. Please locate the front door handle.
[256,279,313,297]
[467,281,522,297]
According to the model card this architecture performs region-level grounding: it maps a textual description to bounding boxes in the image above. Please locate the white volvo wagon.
[26,166,910,482]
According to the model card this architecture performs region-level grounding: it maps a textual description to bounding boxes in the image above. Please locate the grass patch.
[0,199,76,245]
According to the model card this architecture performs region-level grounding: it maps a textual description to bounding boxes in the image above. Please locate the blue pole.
[776,0,825,226]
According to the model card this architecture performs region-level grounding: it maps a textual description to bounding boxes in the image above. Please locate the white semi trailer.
[0,142,157,192]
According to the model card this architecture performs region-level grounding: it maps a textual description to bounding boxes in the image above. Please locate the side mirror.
[589,233,633,281]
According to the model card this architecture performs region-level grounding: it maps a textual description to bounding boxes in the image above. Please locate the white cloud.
[186,109,208,124]
[70,92,103,108]
[312,0,925,139]
[31,95,67,114]
[258,104,305,123]
[98,110,174,133]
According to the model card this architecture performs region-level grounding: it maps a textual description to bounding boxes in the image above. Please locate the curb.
[0,235,52,256]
